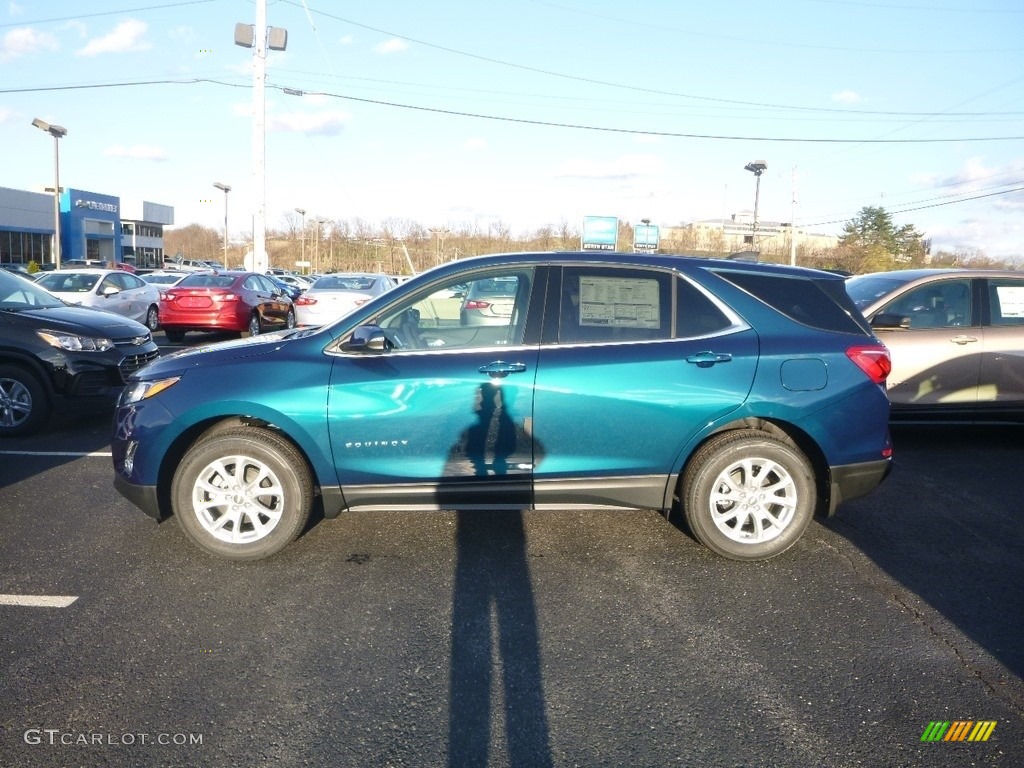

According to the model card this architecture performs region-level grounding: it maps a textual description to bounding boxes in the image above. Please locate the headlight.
[121,377,180,405]
[37,330,114,352]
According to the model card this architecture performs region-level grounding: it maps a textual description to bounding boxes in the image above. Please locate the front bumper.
[113,475,163,521]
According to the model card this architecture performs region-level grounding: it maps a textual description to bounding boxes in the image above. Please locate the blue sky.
[3,0,1023,258]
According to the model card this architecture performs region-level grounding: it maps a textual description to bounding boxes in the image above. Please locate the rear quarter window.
[714,270,869,335]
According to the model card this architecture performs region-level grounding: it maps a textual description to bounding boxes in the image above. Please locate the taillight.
[218,293,240,302]
[295,296,317,306]
[847,345,891,384]
[464,300,490,310]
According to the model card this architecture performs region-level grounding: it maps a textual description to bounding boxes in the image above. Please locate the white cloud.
[832,90,863,104]
[0,27,58,62]
[77,19,150,57]
[61,20,87,38]
[267,110,351,136]
[103,144,169,161]
[339,35,354,45]
[375,38,408,54]
[0,106,13,123]
[464,137,487,150]
[8,1,23,15]
[554,153,664,180]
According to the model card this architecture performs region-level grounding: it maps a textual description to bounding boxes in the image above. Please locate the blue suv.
[112,252,893,561]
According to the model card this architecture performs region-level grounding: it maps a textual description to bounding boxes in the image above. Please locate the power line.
[0,0,216,29]
[4,76,1023,144]
[803,185,1024,227]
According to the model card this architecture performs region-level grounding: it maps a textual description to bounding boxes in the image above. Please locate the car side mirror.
[871,312,911,330]
[344,324,392,353]
[102,286,121,297]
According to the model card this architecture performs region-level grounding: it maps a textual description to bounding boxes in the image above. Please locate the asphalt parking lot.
[0,338,1021,767]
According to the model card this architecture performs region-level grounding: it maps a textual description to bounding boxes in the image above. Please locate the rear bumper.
[827,458,892,516]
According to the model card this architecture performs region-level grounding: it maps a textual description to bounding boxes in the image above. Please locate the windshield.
[0,271,66,310]
[844,274,914,310]
[36,272,101,293]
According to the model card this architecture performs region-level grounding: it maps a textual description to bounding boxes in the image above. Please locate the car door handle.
[950,335,978,345]
[686,351,732,367]
[478,361,527,378]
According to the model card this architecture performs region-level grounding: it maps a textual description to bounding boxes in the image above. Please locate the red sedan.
[159,271,295,343]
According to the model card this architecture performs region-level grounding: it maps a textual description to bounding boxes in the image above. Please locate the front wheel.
[682,430,815,561]
[0,365,50,437]
[171,426,313,560]
[247,312,261,337]
[285,309,296,329]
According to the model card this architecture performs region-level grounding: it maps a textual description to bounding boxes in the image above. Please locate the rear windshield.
[177,274,237,288]
[844,274,914,311]
[713,270,870,335]
[315,276,377,291]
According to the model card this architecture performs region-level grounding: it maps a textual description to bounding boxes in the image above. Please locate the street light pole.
[32,118,67,269]
[213,182,231,267]
[744,161,767,247]
[295,208,306,273]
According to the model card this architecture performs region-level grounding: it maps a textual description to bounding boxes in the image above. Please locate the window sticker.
[995,285,1024,318]
[578,276,660,328]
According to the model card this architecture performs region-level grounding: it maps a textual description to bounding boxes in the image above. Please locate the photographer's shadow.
[441,382,553,767]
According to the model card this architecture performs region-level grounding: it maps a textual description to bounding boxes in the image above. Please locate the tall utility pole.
[233,0,287,274]
[295,208,306,271]
[213,182,231,266]
[790,166,798,266]
[32,118,67,269]
[744,161,767,248]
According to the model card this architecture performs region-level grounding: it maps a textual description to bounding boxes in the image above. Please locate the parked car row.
[4,259,1022,445]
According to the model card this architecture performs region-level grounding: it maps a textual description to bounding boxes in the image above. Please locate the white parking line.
[0,595,78,608]
[0,451,112,457]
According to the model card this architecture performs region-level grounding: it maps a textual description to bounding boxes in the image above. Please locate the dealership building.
[0,185,173,270]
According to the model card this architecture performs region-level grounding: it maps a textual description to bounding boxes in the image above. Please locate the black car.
[0,269,159,436]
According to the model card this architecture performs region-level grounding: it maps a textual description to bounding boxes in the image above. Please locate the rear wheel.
[285,309,296,329]
[682,430,815,560]
[164,329,186,343]
[0,365,50,437]
[145,304,160,331]
[171,426,313,560]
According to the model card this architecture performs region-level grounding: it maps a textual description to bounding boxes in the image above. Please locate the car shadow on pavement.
[0,409,114,490]
[821,424,1024,681]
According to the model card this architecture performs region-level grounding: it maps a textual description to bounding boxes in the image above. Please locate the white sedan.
[35,268,163,331]
[293,273,397,326]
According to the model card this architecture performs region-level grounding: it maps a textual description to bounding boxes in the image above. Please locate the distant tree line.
[163,206,1019,276]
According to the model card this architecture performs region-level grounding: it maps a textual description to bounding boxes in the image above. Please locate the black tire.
[285,309,296,329]
[682,429,815,561]
[0,365,50,437]
[247,312,261,337]
[164,329,186,343]
[145,304,160,332]
[171,426,313,560]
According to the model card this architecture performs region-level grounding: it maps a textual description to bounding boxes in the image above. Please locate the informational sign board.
[577,276,660,329]
[581,216,618,251]
[633,223,660,252]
